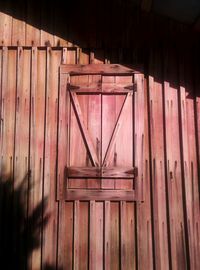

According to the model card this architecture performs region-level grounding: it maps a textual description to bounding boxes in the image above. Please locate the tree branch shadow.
[0,171,62,270]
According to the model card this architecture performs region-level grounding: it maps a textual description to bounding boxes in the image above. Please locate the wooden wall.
[0,1,200,270]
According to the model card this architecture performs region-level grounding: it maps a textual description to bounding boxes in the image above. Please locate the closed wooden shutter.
[57,64,144,201]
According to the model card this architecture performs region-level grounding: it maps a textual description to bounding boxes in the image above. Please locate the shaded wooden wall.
[0,1,200,270]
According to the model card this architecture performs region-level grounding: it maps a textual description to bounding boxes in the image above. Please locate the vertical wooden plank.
[42,48,61,268]
[136,76,153,270]
[0,47,5,175]
[79,202,89,270]
[110,202,120,270]
[40,0,54,46]
[13,47,31,266]
[134,73,144,200]
[194,50,200,270]
[104,201,111,270]
[14,47,30,188]
[179,52,200,270]
[1,48,16,176]
[57,201,73,269]
[12,0,26,45]
[120,201,127,270]
[163,48,188,270]
[26,0,41,46]
[0,48,17,268]
[126,202,136,270]
[95,202,104,270]
[0,1,12,45]
[73,200,80,270]
[89,201,96,270]
[29,48,46,270]
[148,50,169,270]
[0,47,3,254]
[57,71,68,199]
[54,2,69,47]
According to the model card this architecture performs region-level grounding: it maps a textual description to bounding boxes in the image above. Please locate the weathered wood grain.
[66,190,136,201]
[61,64,141,75]
[0,45,198,270]
[148,50,170,270]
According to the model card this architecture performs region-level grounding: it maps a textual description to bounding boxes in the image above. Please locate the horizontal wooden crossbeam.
[69,83,136,94]
[67,166,135,179]
[61,64,141,75]
[65,189,136,201]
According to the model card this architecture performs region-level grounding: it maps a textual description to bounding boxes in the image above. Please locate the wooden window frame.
[57,64,144,201]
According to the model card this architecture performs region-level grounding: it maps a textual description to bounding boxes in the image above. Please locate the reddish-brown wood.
[89,201,96,270]
[59,65,142,201]
[67,167,135,179]
[148,50,169,270]
[61,64,141,75]
[70,91,99,167]
[65,190,136,201]
[69,83,136,94]
[102,93,130,167]
[0,44,199,269]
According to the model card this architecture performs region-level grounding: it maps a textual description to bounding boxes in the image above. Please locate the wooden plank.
[136,76,153,270]
[120,201,127,270]
[0,47,3,175]
[73,200,80,270]
[42,48,61,268]
[57,201,73,269]
[26,0,40,46]
[11,0,26,45]
[29,48,46,270]
[0,47,8,176]
[66,190,136,201]
[1,48,16,175]
[194,51,200,270]
[148,50,169,270]
[103,93,130,167]
[178,52,200,269]
[79,202,89,269]
[14,47,30,189]
[54,2,69,46]
[134,73,145,200]
[67,167,135,179]
[60,64,142,75]
[40,0,54,46]
[0,1,12,45]
[127,202,136,269]
[69,83,135,93]
[95,202,104,269]
[70,91,99,167]
[57,70,68,200]
[104,201,111,270]
[163,48,188,270]
[110,202,120,270]
[0,47,16,269]
[13,47,30,267]
[89,201,96,270]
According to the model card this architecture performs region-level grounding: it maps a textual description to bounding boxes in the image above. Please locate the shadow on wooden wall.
[0,171,62,270]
